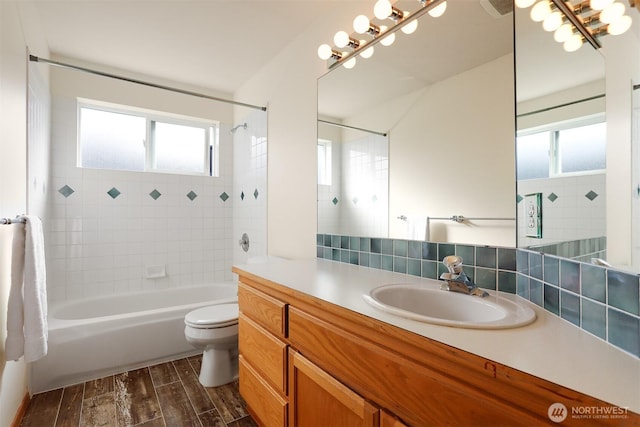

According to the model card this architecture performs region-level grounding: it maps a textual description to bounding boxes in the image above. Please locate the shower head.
[230,123,247,134]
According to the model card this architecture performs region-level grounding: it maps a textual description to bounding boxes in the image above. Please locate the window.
[78,100,218,176]
[318,139,332,186]
[517,118,605,180]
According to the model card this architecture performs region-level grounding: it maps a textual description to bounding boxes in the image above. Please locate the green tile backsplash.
[317,234,640,359]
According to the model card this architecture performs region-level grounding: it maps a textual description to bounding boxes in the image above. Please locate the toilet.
[184,303,239,387]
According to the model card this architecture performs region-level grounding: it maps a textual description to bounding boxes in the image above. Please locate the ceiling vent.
[480,0,513,18]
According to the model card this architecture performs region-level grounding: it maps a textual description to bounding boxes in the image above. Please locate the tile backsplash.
[317,233,640,358]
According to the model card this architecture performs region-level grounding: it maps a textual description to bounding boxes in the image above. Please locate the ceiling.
[29,0,604,117]
[29,0,337,94]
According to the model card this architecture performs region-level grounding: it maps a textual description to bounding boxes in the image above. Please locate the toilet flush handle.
[239,233,250,252]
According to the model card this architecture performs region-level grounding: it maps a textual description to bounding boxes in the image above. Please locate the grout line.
[51,388,63,427]
[77,382,86,427]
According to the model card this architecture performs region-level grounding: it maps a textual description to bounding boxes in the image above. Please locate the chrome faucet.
[439,255,489,297]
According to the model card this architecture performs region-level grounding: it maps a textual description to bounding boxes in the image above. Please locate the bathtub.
[29,282,238,393]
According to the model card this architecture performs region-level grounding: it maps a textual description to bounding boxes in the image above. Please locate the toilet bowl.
[184,303,239,387]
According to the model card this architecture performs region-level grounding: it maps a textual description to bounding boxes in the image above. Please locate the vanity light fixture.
[517,0,634,52]
[318,0,448,69]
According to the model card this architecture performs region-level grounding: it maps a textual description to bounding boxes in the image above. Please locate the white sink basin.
[363,283,536,329]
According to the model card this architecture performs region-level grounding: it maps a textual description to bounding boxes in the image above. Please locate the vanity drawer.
[239,355,287,427]
[239,313,288,394]
[238,282,287,338]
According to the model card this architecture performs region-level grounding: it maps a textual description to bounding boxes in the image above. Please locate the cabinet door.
[380,410,408,427]
[288,349,378,427]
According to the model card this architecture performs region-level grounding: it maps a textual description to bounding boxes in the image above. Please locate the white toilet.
[184,303,239,387]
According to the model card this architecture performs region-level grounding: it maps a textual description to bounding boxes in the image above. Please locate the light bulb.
[401,12,419,34]
[334,31,350,48]
[554,24,573,42]
[563,33,583,52]
[428,1,447,18]
[317,44,332,60]
[607,14,632,35]
[599,2,625,24]
[353,15,370,34]
[344,56,357,69]
[379,26,395,46]
[590,0,614,10]
[543,11,563,31]
[360,43,374,58]
[515,0,536,7]
[374,0,392,19]
[530,1,551,22]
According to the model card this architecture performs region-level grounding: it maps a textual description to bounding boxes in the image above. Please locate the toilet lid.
[185,303,238,328]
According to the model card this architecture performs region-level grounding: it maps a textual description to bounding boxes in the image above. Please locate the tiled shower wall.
[517,173,606,248]
[317,234,640,358]
[46,95,235,302]
[317,133,388,238]
[232,109,268,264]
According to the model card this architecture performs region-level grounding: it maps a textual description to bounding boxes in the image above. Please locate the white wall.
[349,54,517,247]
[0,1,49,424]
[234,4,367,259]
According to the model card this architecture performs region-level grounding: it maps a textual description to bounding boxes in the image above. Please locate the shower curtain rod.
[29,55,267,112]
[318,119,387,137]
[516,93,605,118]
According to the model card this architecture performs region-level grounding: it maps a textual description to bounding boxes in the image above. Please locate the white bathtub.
[29,283,238,393]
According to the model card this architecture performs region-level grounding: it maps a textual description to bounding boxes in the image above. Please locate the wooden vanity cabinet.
[288,349,379,426]
[238,283,288,427]
[235,270,639,427]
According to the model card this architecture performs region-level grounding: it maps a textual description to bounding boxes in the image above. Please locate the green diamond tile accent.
[107,187,121,199]
[149,189,161,200]
[352,197,359,204]
[332,197,339,205]
[220,192,229,202]
[585,190,598,201]
[372,195,378,203]
[58,185,75,198]
[187,190,197,201]
[241,191,245,200]
[548,193,558,202]
[516,194,523,203]
[253,189,259,199]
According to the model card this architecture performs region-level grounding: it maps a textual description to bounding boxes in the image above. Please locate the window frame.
[77,98,219,177]
[317,138,333,186]
[517,113,606,180]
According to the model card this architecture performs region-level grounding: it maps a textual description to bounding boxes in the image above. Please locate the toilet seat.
[185,303,238,329]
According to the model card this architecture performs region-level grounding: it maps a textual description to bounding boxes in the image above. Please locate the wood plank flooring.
[20,355,257,427]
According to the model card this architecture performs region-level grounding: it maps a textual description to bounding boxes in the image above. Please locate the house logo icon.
[548,403,568,423]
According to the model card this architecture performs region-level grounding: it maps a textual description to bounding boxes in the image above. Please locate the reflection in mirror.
[318,0,515,247]
[317,121,389,238]
[515,2,640,271]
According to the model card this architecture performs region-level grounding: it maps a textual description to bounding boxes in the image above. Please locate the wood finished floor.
[20,355,257,427]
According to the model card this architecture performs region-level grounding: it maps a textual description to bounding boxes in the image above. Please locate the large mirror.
[317,0,640,272]
[514,4,607,264]
[515,2,640,271]
[318,0,515,247]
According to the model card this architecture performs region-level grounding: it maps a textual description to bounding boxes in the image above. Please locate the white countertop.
[234,258,640,413]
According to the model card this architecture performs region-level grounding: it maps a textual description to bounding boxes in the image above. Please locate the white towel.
[406,216,430,241]
[5,215,48,362]
[4,223,26,360]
